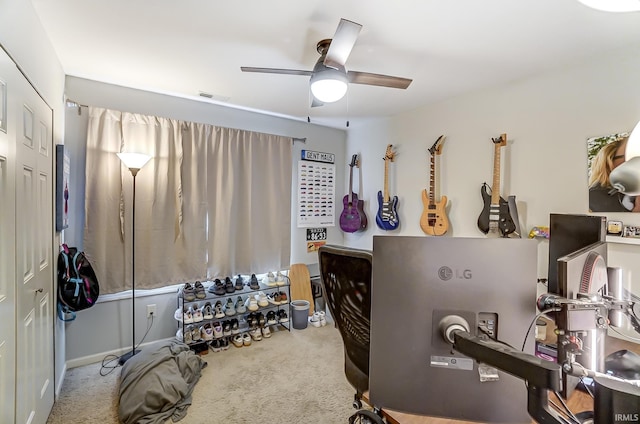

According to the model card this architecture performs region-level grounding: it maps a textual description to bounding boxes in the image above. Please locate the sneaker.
[192,304,203,323]
[250,326,263,341]
[212,322,223,339]
[245,296,259,311]
[243,332,252,346]
[201,323,214,341]
[262,326,272,338]
[183,307,194,324]
[255,291,269,307]
[278,291,288,304]
[224,298,236,316]
[276,271,286,286]
[220,337,230,350]
[265,272,277,287]
[309,312,322,327]
[266,310,278,325]
[214,301,225,318]
[181,283,196,302]
[194,281,206,299]
[267,292,280,305]
[249,274,260,290]
[174,307,191,323]
[232,334,244,348]
[208,278,226,296]
[230,318,240,334]
[278,309,289,323]
[176,328,184,342]
[234,275,244,291]
[202,302,214,320]
[246,312,256,327]
[183,327,193,344]
[225,276,235,294]
[235,296,247,314]
[210,339,221,352]
[187,325,200,342]
[222,321,232,336]
[318,310,327,326]
[256,312,266,327]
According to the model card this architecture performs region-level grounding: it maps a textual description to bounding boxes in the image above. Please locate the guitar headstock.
[491,133,507,147]
[428,135,445,156]
[349,154,358,168]
[383,144,395,162]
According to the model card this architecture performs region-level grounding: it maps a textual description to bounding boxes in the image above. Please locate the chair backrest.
[317,244,373,393]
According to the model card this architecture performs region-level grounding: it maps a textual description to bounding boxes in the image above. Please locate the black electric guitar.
[477,134,516,237]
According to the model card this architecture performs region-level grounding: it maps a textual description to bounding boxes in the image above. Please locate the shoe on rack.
[176,328,184,342]
[224,298,236,316]
[214,301,226,319]
[174,307,188,323]
[276,271,286,286]
[242,332,252,346]
[230,318,240,334]
[201,323,214,341]
[225,276,235,294]
[192,304,203,323]
[209,278,226,296]
[250,326,263,341]
[249,274,260,290]
[261,326,272,338]
[221,337,230,350]
[267,292,280,305]
[318,310,327,326]
[182,307,194,324]
[234,275,244,291]
[245,296,259,312]
[222,320,232,336]
[266,310,278,326]
[309,312,322,328]
[182,327,193,344]
[278,291,288,304]
[181,282,196,302]
[212,322,223,339]
[202,302,214,320]
[194,281,207,299]
[232,334,244,348]
[255,291,269,307]
[278,309,289,323]
[235,296,247,314]
[256,312,266,327]
[210,339,221,352]
[265,272,277,287]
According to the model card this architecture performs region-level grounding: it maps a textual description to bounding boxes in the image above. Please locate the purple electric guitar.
[340,154,365,233]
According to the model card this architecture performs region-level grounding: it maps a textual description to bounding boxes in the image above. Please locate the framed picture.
[56,144,70,231]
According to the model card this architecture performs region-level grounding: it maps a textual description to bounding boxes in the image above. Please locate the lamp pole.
[117,153,150,365]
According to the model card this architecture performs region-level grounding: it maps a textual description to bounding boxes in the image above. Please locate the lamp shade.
[609,120,640,195]
[117,152,151,170]
[577,0,640,12]
[310,64,348,103]
[625,120,640,160]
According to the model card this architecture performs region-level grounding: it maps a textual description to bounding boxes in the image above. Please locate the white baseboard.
[65,337,175,369]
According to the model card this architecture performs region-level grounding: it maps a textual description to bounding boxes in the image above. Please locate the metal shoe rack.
[176,276,291,353]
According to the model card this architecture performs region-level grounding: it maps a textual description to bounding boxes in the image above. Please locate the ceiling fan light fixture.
[310,65,348,103]
[577,0,640,12]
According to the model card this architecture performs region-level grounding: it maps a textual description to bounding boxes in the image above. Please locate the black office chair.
[317,244,385,424]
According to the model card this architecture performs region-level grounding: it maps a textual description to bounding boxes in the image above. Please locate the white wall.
[344,46,640,337]
[62,76,347,363]
[0,0,67,396]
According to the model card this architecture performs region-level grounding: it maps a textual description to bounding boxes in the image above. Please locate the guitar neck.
[491,142,502,205]
[348,166,354,203]
[383,160,390,202]
[429,155,436,204]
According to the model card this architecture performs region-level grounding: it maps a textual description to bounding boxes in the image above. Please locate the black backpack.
[57,244,100,321]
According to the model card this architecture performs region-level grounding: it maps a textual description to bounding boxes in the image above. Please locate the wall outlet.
[146,304,157,318]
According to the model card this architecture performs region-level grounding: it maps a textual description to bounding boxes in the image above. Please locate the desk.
[363,334,639,424]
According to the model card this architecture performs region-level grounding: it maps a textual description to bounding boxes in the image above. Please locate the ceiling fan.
[240,18,412,106]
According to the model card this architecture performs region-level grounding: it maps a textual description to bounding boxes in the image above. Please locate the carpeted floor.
[46,321,363,424]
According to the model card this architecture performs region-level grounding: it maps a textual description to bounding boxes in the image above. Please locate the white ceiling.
[31,0,640,128]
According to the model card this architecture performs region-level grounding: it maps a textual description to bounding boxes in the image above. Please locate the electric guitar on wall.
[420,135,449,236]
[477,133,516,237]
[376,144,400,230]
[340,154,366,233]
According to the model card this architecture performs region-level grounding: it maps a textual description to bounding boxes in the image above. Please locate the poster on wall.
[56,144,70,231]
[306,227,327,252]
[297,151,336,228]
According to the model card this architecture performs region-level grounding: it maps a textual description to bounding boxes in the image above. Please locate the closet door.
[0,47,17,424]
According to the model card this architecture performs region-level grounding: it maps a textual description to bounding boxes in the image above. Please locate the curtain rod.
[65,99,88,115]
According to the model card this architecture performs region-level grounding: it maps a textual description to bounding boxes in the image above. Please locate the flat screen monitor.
[369,236,537,423]
[547,213,606,295]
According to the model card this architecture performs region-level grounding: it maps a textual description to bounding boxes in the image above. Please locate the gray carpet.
[47,322,362,424]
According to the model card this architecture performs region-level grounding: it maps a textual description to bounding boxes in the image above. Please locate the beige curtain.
[84,107,291,294]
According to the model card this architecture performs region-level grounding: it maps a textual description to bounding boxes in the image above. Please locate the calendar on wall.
[297,150,336,228]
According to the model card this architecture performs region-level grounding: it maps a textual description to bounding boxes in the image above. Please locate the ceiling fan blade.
[347,71,412,89]
[324,18,362,70]
[240,66,313,76]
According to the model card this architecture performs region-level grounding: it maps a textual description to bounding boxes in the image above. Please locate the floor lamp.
[117,152,151,365]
